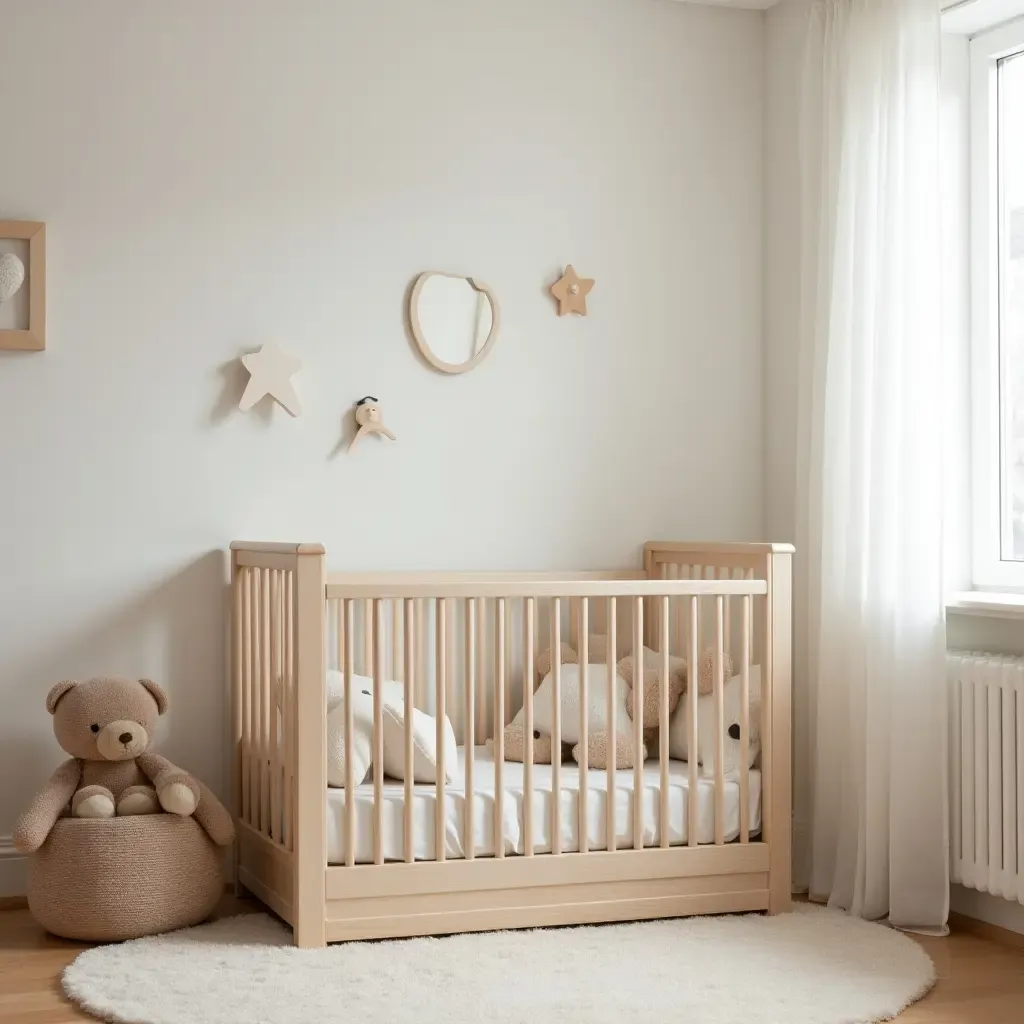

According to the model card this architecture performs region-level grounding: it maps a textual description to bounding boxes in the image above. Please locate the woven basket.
[27,814,224,941]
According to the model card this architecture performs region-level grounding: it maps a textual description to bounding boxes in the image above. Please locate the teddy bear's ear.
[138,678,169,715]
[45,680,78,715]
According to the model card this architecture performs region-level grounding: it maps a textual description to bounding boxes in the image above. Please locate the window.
[971,18,1024,587]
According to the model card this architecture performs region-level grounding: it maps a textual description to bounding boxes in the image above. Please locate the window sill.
[946,591,1024,619]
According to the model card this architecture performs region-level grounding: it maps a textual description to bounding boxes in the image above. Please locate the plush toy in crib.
[501,636,690,770]
[324,670,458,788]
[13,676,234,852]
[501,634,608,766]
[501,638,737,770]
[668,666,763,777]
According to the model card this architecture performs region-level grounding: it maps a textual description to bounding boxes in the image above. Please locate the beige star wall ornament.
[239,343,302,417]
[550,265,594,317]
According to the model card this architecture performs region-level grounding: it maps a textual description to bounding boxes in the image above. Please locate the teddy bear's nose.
[728,724,741,740]
[119,731,133,744]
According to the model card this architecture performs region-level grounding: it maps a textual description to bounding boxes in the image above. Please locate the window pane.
[999,50,1024,559]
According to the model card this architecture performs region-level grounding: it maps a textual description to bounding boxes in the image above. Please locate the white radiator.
[949,652,1024,903]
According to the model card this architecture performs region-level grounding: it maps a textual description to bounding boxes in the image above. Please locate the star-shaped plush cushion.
[530,663,633,745]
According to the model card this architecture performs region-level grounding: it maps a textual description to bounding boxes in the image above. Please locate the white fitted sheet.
[325,746,761,864]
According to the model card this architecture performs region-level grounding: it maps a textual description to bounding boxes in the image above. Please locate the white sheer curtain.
[795,0,949,932]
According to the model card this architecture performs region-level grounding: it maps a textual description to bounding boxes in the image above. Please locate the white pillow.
[324,670,457,787]
[532,663,633,744]
[668,666,762,778]
[381,699,458,784]
[325,669,401,712]
[326,689,374,788]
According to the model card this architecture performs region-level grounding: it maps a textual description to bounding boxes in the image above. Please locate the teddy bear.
[499,635,690,770]
[13,676,234,853]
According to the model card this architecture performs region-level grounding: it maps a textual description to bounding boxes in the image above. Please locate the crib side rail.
[231,542,326,946]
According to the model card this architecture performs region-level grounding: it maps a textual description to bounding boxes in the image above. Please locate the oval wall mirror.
[409,271,500,374]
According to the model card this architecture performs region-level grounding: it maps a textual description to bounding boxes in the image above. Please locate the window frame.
[971,17,1024,588]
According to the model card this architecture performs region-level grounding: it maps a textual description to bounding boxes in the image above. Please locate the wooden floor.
[0,897,1022,1023]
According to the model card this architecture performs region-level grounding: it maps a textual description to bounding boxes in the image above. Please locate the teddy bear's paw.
[159,781,199,816]
[72,786,115,819]
[116,785,160,816]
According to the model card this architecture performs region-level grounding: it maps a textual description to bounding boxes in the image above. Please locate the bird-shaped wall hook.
[349,396,396,452]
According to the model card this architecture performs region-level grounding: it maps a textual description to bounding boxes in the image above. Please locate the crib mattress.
[325,746,761,864]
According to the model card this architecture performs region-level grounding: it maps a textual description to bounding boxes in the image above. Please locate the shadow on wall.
[3,551,230,831]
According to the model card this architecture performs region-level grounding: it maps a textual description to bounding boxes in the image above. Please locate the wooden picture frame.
[0,220,46,351]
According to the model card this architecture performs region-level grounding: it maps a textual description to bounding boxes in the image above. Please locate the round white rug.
[63,904,935,1024]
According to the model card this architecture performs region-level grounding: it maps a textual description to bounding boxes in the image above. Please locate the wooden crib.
[229,539,792,947]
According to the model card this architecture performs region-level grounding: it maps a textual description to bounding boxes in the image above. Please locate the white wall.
[0,0,765,893]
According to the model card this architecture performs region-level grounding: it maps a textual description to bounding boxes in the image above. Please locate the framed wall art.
[0,220,46,351]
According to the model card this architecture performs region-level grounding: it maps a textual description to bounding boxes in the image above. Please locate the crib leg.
[295,912,327,948]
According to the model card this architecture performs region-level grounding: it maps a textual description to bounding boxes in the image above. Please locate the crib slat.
[364,599,373,677]
[688,596,699,847]
[435,599,447,863]
[252,569,263,834]
[660,596,670,848]
[335,600,343,677]
[446,599,455,728]
[694,567,703,651]
[262,568,272,836]
[464,598,476,861]
[343,600,356,866]
[269,570,280,843]
[524,596,535,856]
[233,563,243,849]
[746,568,756,665]
[253,569,266,831]
[393,598,401,682]
[241,568,252,828]
[721,567,731,671]
[579,600,589,855]
[476,596,487,743]
[284,570,294,852]
[633,597,644,851]
[504,600,512,728]
[740,594,751,843]
[251,568,260,834]
[606,597,617,853]
[494,598,506,859]
[404,598,415,864]
[552,598,562,856]
[372,599,385,866]
[416,599,427,710]
[714,595,725,846]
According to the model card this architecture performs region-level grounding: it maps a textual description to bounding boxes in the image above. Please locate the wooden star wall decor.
[239,343,302,417]
[550,265,594,317]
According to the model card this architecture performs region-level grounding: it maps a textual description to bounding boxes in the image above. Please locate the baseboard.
[0,836,27,900]
[950,911,1024,950]
[949,884,1024,941]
